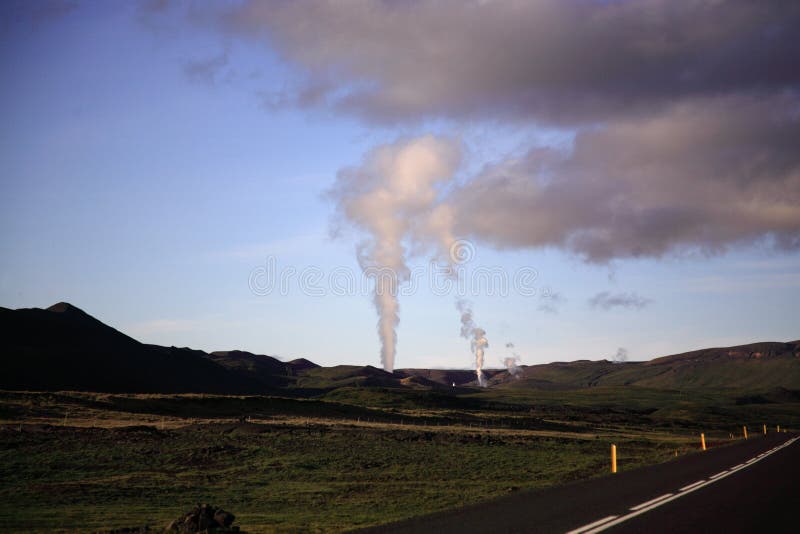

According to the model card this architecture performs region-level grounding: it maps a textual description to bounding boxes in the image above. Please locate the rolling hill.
[0,302,798,394]
[491,342,800,391]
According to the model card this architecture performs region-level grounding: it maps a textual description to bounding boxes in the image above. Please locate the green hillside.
[499,341,800,391]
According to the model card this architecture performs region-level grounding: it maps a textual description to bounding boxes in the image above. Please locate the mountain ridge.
[1,302,798,394]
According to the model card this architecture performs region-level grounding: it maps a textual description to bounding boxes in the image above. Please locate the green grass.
[0,421,682,533]
[501,354,800,391]
[0,387,796,532]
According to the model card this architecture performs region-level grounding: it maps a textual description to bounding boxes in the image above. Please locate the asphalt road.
[355,433,798,534]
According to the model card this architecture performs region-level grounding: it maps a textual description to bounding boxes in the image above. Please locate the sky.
[1,0,799,370]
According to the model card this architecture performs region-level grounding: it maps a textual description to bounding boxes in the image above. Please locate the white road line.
[679,480,705,492]
[569,437,798,534]
[745,457,757,464]
[731,463,745,469]
[565,515,619,534]
[629,493,673,511]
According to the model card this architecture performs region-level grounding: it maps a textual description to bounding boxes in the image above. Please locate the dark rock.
[166,504,241,533]
[197,514,213,530]
[214,510,235,528]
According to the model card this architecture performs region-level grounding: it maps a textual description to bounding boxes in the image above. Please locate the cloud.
[200,1,800,263]
[184,50,230,85]
[223,0,800,125]
[589,291,651,311]
[450,95,800,262]
[320,93,800,264]
[538,290,565,314]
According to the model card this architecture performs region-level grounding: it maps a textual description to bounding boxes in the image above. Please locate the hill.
[0,302,797,394]
[494,342,800,390]
[0,303,263,394]
[394,368,504,387]
[293,365,400,389]
[206,350,294,388]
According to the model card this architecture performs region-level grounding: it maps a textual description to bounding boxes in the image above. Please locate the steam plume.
[613,347,628,364]
[457,300,489,387]
[329,136,460,371]
[504,342,522,376]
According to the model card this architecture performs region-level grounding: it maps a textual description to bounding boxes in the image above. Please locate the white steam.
[504,342,522,376]
[329,136,460,372]
[457,300,489,387]
[613,347,628,364]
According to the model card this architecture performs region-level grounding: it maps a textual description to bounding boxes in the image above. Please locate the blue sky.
[1,1,798,369]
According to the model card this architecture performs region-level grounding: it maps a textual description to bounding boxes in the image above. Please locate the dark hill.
[288,358,320,372]
[1,302,797,394]
[395,368,505,387]
[0,304,265,394]
[207,350,294,388]
[294,365,401,389]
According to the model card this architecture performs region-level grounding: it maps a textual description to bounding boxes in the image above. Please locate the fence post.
[611,444,617,474]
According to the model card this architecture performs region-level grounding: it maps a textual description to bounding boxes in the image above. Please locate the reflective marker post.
[611,444,617,474]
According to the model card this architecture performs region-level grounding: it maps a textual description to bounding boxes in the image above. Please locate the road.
[355,433,798,533]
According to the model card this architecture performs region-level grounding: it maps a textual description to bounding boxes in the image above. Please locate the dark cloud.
[538,290,565,314]
[183,50,229,85]
[589,291,651,311]
[211,0,800,262]
[449,95,800,261]
[224,0,800,125]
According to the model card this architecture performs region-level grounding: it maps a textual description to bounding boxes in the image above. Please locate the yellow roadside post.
[701,433,706,451]
[777,425,781,433]
[763,424,767,435]
[743,426,748,439]
[611,444,617,474]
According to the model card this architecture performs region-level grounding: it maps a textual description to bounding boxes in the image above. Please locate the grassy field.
[0,387,796,533]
